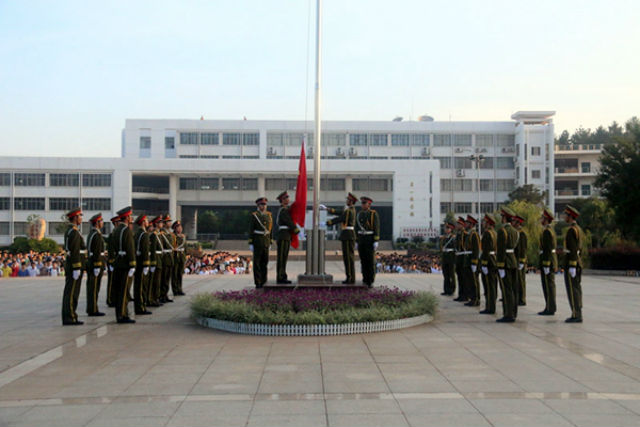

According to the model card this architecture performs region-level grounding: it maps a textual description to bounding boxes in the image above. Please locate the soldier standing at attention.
[106,215,121,308]
[147,216,163,307]
[453,217,468,302]
[321,193,358,284]
[439,221,457,296]
[538,208,557,316]
[133,214,152,316]
[513,215,528,306]
[62,207,86,325]
[275,191,299,284]
[496,206,519,323]
[249,197,272,288]
[172,220,186,296]
[112,207,136,324]
[464,215,481,307]
[160,215,175,303]
[356,196,380,288]
[563,205,583,323]
[86,213,105,317]
[479,214,498,314]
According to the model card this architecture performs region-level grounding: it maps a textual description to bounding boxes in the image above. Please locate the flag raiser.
[289,144,307,249]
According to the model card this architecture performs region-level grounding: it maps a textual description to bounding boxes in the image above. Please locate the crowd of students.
[376,252,441,274]
[183,251,251,275]
[1,251,65,277]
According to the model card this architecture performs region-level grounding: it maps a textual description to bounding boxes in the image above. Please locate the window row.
[0,173,112,187]
[440,179,515,192]
[433,156,515,169]
[440,202,498,214]
[177,132,259,146]
[180,177,258,191]
[0,197,111,211]
[0,221,115,236]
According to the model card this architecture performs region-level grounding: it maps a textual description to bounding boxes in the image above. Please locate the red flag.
[289,144,307,249]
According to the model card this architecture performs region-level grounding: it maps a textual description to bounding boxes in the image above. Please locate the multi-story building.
[553,141,603,214]
[0,111,555,245]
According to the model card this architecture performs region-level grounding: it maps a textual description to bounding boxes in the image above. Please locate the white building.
[0,111,555,245]
[553,141,603,213]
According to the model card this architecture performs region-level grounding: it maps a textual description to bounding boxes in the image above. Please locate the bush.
[10,237,61,253]
[589,245,640,270]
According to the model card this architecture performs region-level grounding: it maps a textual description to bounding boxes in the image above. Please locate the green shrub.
[10,237,61,253]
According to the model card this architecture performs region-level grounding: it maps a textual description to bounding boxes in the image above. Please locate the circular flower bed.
[191,287,437,335]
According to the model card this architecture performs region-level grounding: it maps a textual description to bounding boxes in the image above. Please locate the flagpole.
[312,0,322,274]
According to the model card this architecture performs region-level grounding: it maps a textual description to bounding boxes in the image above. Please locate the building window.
[179,177,198,190]
[0,173,10,186]
[83,174,111,187]
[411,134,430,146]
[433,134,451,147]
[180,177,219,190]
[14,197,45,210]
[180,132,198,145]
[0,197,10,210]
[434,157,452,169]
[496,134,515,147]
[322,133,346,146]
[242,133,259,146]
[321,178,345,191]
[165,136,176,149]
[496,157,515,169]
[440,202,451,214]
[480,202,494,213]
[496,179,515,191]
[350,134,368,146]
[242,178,258,190]
[453,134,472,146]
[14,173,45,186]
[441,179,472,192]
[391,134,410,146]
[200,177,219,190]
[265,178,287,191]
[139,136,151,150]
[13,222,29,236]
[531,146,541,156]
[221,178,240,190]
[267,133,284,146]
[479,157,494,169]
[82,198,111,211]
[49,198,80,211]
[581,184,591,196]
[50,173,79,187]
[222,133,240,145]
[479,179,494,191]
[352,178,388,192]
[454,157,473,169]
[581,162,591,173]
[201,133,218,145]
[370,134,388,146]
[0,222,9,235]
[454,202,473,213]
[179,155,198,159]
[532,170,541,179]
[476,135,493,147]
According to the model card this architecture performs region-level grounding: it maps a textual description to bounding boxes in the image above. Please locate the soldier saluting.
[356,196,380,288]
[275,191,299,284]
[321,193,358,284]
[249,197,272,288]
[62,207,86,325]
[86,213,105,317]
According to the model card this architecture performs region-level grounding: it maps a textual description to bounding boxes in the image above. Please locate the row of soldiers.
[440,205,584,323]
[61,206,186,325]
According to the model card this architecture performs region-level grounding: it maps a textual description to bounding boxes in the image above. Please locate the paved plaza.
[1,262,640,427]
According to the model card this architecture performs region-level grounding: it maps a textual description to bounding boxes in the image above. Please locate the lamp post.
[469,154,485,232]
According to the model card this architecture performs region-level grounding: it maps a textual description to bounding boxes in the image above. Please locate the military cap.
[445,221,456,230]
[172,220,181,230]
[89,213,103,224]
[163,214,172,222]
[276,191,289,202]
[360,196,373,204]
[150,215,163,225]
[513,215,525,224]
[134,214,147,226]
[457,216,466,225]
[500,206,515,218]
[466,215,478,225]
[117,206,133,218]
[347,192,358,203]
[564,205,580,219]
[66,207,83,220]
[542,207,554,221]
[110,215,121,224]
[255,197,268,205]
[483,213,496,226]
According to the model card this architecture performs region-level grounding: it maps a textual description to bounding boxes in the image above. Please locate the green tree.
[444,211,456,225]
[10,237,61,253]
[508,184,547,205]
[595,117,640,243]
[568,197,618,248]
[198,210,221,234]
[505,200,543,266]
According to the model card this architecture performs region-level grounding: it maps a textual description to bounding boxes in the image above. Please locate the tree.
[198,210,221,234]
[568,197,618,248]
[508,184,547,205]
[444,211,456,225]
[505,200,543,266]
[595,117,640,243]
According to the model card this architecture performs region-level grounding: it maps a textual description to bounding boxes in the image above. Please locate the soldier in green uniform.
[172,220,186,296]
[479,214,498,314]
[464,215,481,307]
[513,215,528,306]
[275,191,300,284]
[356,196,380,288]
[453,217,468,302]
[538,208,557,316]
[496,206,519,323]
[563,205,583,323]
[62,207,86,325]
[112,206,136,324]
[249,197,272,288]
[86,213,106,317]
[147,216,163,307]
[439,221,457,296]
[322,192,358,284]
[106,214,121,308]
[160,214,175,303]
[133,214,152,316]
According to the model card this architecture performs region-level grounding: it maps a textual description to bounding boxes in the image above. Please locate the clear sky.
[1,0,639,157]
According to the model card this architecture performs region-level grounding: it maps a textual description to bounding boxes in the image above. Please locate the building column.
[169,174,178,219]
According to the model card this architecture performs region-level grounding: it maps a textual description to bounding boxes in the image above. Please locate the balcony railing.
[555,143,603,152]
[555,189,579,196]
[132,186,170,194]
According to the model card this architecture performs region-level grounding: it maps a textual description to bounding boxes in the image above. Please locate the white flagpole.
[312,0,322,273]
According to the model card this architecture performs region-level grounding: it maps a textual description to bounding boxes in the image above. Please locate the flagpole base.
[297,273,334,285]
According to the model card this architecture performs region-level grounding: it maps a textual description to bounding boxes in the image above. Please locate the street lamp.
[469,154,485,232]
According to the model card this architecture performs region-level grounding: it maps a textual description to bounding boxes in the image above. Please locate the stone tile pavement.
[1,261,640,426]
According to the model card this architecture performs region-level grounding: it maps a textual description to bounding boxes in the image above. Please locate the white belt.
[539,250,556,254]
[462,251,471,255]
[344,226,355,230]
[66,250,88,255]
[177,248,184,252]
[443,249,454,252]
[254,230,266,235]
[136,251,145,256]
[162,249,171,253]
[506,249,515,253]
[279,226,289,230]
[358,231,374,235]
[455,252,464,256]
[489,251,495,255]
[155,251,162,254]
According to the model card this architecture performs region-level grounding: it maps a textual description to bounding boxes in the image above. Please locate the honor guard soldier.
[133,214,152,315]
[513,215,528,306]
[496,206,519,322]
[275,191,299,284]
[440,221,457,296]
[538,208,557,316]
[86,213,106,317]
[172,220,186,296]
[160,214,175,303]
[249,197,272,288]
[465,215,481,306]
[322,193,358,284]
[106,214,121,307]
[356,196,380,288]
[62,207,86,325]
[479,214,498,314]
[453,217,468,302]
[112,206,136,324]
[563,205,583,323]
[147,216,164,307]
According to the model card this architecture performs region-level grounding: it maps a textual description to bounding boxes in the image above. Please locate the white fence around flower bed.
[195,314,433,336]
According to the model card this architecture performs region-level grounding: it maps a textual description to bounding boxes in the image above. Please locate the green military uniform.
[454,221,467,301]
[563,205,583,322]
[539,210,557,315]
[106,217,120,308]
[275,196,299,284]
[148,219,163,306]
[480,217,498,314]
[62,210,86,325]
[112,208,136,323]
[85,217,105,316]
[465,220,481,306]
[356,199,380,287]
[327,198,357,284]
[439,224,457,295]
[515,226,528,306]
[496,208,519,322]
[172,226,186,295]
[133,218,151,315]
[160,220,175,301]
[249,199,272,287]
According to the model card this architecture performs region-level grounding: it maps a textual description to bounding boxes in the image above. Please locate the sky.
[1,0,639,157]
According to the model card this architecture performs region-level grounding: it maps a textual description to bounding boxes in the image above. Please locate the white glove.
[373,242,379,251]
[72,269,81,280]
[150,266,156,273]
[143,267,149,276]
[93,268,100,276]
[249,244,254,252]
[498,269,505,279]
[355,243,358,251]
[519,263,524,270]
[128,268,135,277]
[481,266,488,275]
[319,204,328,210]
[569,267,576,278]
[298,228,306,240]
[471,265,477,273]
[543,267,550,275]
[321,221,328,228]
[109,265,114,272]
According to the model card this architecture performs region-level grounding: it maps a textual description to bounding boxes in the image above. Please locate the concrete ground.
[1,262,640,427]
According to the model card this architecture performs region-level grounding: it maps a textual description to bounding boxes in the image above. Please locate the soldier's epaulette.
[370,209,377,213]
